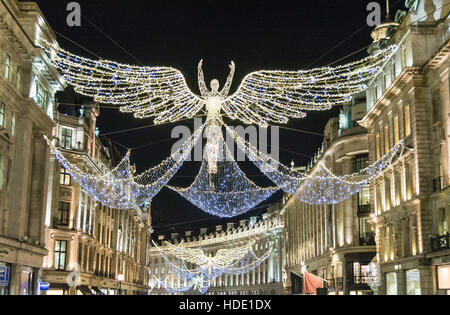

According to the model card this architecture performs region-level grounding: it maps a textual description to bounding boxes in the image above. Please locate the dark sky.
[29,0,406,234]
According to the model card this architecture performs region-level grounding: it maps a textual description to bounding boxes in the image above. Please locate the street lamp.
[118,274,124,295]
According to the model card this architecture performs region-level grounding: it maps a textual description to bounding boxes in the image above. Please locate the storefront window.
[353,262,370,284]
[406,269,421,295]
[386,272,397,295]
[0,263,10,295]
[437,265,450,290]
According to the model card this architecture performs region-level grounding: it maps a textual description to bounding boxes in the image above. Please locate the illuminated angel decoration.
[41,39,395,127]
[40,40,401,216]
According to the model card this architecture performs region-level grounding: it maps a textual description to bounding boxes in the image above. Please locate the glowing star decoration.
[168,131,278,218]
[40,39,395,128]
[152,240,271,294]
[225,124,404,205]
[43,124,205,209]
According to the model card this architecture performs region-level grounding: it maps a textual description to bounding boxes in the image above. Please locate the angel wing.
[41,40,204,124]
[222,46,395,127]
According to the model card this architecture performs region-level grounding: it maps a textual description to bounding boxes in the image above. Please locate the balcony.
[433,177,444,192]
[359,235,376,246]
[431,233,450,252]
[358,204,371,216]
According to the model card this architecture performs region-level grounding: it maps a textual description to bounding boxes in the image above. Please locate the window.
[358,185,371,207]
[0,154,4,191]
[54,240,68,271]
[401,44,407,69]
[57,202,70,226]
[385,176,392,211]
[36,82,48,109]
[59,167,71,186]
[386,272,397,295]
[394,170,401,206]
[0,103,5,128]
[353,262,370,284]
[16,68,21,91]
[352,155,369,173]
[359,217,374,245]
[406,269,421,295]
[438,208,450,235]
[5,54,11,81]
[61,128,72,149]
[404,104,411,137]
[376,133,381,160]
[432,90,441,124]
[376,181,383,214]
[394,115,399,144]
[384,124,390,153]
[406,162,414,200]
[11,112,15,137]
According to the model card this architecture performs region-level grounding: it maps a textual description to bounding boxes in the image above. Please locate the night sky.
[29,0,406,234]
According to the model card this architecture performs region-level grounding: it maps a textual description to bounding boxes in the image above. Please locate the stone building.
[149,202,285,295]
[0,0,65,295]
[358,0,450,295]
[41,89,154,295]
[283,95,376,295]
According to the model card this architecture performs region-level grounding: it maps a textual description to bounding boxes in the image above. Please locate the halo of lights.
[168,130,278,218]
[225,124,404,205]
[152,240,271,294]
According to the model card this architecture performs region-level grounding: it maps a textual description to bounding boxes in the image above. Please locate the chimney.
[216,225,223,232]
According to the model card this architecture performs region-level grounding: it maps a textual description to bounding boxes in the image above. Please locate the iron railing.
[433,177,443,192]
[431,233,450,252]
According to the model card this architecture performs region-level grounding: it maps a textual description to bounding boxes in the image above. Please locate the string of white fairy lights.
[43,124,205,209]
[40,39,396,127]
[225,124,404,205]
[152,240,271,294]
[168,131,278,218]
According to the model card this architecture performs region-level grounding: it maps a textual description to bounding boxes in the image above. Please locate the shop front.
[344,252,376,295]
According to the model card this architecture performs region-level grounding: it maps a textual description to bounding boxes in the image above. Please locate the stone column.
[27,132,50,243]
[396,270,406,295]
[8,115,33,239]
[10,263,23,295]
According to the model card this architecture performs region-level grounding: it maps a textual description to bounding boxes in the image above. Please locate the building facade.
[0,0,65,295]
[149,203,286,295]
[284,96,377,295]
[359,0,450,295]
[41,91,154,295]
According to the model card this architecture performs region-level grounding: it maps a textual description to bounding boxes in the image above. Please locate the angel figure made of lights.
[41,40,395,174]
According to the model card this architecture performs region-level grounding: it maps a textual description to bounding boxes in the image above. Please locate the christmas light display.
[225,124,404,205]
[43,124,205,209]
[168,131,278,217]
[40,39,395,127]
[152,240,271,294]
